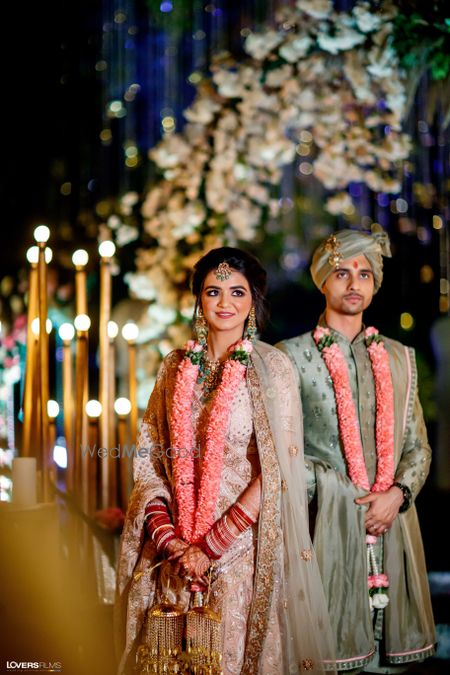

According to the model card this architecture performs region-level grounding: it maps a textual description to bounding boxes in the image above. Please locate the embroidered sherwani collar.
[317,311,366,345]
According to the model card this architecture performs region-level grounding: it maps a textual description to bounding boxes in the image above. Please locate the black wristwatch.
[393,481,412,513]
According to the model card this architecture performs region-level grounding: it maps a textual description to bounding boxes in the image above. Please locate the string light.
[440,279,449,295]
[420,266,434,283]
[299,130,312,143]
[299,162,313,175]
[100,129,112,143]
[296,144,310,157]
[400,313,414,331]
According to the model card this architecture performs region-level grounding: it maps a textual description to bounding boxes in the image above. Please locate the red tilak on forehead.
[352,261,359,269]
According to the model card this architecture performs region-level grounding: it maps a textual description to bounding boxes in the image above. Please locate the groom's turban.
[310,224,392,292]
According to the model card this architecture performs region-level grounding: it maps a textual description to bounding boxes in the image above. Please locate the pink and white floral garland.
[313,326,395,492]
[313,325,395,608]
[170,338,253,544]
[366,533,390,610]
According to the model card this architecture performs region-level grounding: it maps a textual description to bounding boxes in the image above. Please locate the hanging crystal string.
[436,91,450,316]
[191,0,207,80]
[121,0,140,185]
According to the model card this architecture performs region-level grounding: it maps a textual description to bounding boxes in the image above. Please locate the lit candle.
[72,249,89,316]
[22,246,40,458]
[73,313,90,503]
[12,457,37,508]
[47,400,59,490]
[107,321,119,453]
[86,399,102,514]
[34,225,51,502]
[114,397,131,510]
[121,322,139,447]
[58,323,75,491]
[98,240,116,508]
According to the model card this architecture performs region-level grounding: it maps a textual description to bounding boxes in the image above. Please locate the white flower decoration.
[116,225,139,248]
[124,272,157,301]
[317,26,365,54]
[297,0,332,20]
[184,98,221,125]
[106,0,412,399]
[353,3,382,33]
[244,30,284,60]
[279,36,313,63]
[325,192,355,215]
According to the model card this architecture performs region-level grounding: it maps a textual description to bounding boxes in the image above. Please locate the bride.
[114,246,336,674]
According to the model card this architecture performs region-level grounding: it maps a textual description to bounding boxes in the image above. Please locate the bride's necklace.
[198,353,225,401]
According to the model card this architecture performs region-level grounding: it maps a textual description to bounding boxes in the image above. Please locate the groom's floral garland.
[313,325,395,609]
[170,338,253,544]
[313,325,395,492]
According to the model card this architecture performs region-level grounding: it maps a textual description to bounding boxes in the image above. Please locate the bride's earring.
[194,306,208,346]
[245,306,257,341]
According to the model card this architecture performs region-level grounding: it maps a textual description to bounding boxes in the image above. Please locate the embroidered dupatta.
[114,343,336,674]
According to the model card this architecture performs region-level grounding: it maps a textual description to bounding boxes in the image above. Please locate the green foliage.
[393,1,450,80]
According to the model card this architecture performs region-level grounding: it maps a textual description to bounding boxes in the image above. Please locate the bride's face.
[200,269,253,339]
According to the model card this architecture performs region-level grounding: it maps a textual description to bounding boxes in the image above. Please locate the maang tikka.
[214,261,232,281]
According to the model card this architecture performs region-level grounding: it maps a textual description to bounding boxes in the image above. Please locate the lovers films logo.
[5,662,62,672]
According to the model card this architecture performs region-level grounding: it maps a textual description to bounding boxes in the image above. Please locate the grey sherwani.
[277,318,436,672]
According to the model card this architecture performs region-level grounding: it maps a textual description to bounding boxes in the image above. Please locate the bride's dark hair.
[191,247,269,331]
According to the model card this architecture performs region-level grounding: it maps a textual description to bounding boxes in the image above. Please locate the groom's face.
[321,254,375,316]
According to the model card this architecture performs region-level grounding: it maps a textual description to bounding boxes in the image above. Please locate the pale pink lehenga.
[192,376,280,675]
[114,342,336,675]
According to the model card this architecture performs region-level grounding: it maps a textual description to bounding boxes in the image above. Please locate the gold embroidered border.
[242,366,281,674]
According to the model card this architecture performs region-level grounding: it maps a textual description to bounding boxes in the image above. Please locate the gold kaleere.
[137,563,185,674]
[136,565,222,673]
[185,590,222,674]
[137,598,185,674]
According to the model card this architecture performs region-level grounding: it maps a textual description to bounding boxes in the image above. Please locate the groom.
[277,226,436,673]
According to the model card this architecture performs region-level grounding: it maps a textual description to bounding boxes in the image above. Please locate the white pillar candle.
[12,457,37,508]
